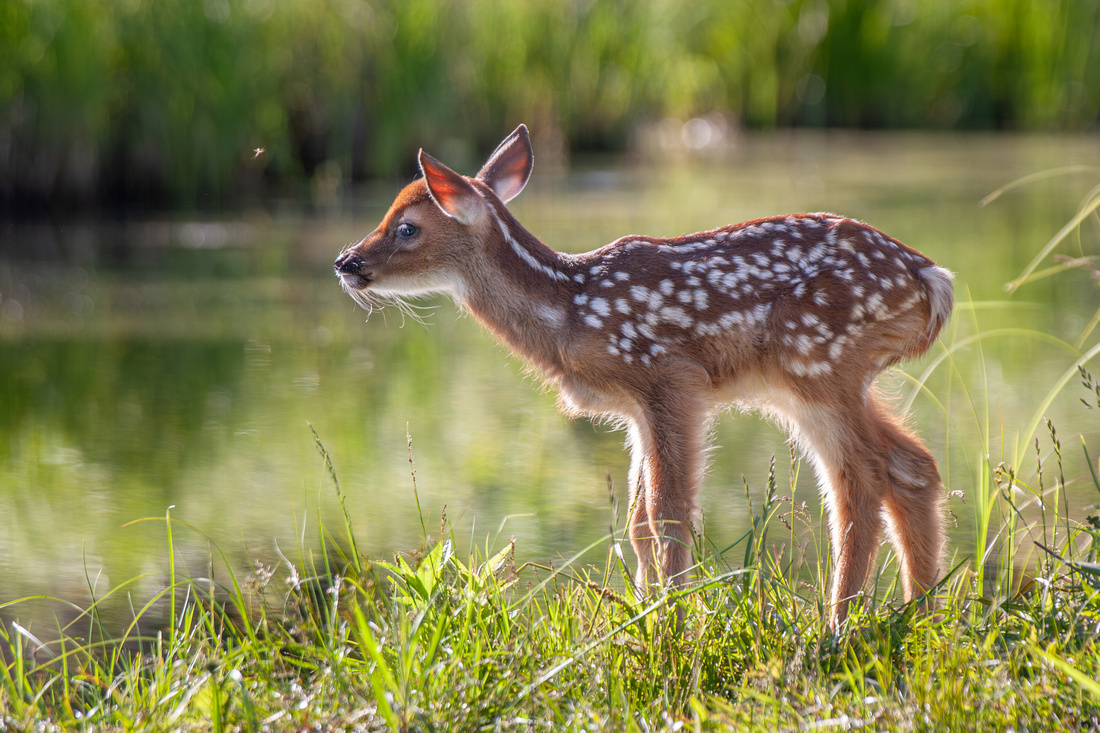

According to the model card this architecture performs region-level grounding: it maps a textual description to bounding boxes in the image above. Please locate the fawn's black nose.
[334,251,363,276]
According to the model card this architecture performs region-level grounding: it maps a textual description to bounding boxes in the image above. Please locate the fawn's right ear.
[419,150,487,225]
[476,124,533,203]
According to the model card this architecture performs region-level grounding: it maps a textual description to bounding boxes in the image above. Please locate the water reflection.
[2,132,1100,633]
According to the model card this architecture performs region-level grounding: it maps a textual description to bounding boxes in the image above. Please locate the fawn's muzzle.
[334,252,370,282]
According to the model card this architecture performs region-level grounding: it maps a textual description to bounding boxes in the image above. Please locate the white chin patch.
[372,272,462,298]
[339,273,367,290]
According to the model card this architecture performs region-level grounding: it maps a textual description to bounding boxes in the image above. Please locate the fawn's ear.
[475,124,533,203]
[419,150,487,225]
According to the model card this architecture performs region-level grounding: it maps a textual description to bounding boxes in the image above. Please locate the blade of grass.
[1004,187,1100,293]
[308,422,362,576]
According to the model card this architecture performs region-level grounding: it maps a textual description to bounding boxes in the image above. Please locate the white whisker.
[342,282,435,329]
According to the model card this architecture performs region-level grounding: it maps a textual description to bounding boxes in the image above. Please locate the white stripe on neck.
[488,206,571,283]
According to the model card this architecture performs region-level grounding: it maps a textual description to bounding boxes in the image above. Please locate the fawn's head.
[335,125,534,309]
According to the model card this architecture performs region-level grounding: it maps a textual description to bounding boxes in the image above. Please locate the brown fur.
[335,125,953,628]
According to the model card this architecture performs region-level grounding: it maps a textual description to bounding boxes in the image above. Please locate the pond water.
[3,131,1100,630]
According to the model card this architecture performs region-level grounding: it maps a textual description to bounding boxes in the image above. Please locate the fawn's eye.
[396,222,418,239]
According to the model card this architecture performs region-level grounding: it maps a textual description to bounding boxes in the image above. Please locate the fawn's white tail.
[335,125,952,627]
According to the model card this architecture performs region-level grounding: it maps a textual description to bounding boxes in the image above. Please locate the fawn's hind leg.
[784,397,891,626]
[875,400,945,603]
[788,392,944,626]
[823,459,888,626]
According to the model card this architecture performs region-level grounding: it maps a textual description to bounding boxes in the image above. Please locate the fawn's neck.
[456,203,580,377]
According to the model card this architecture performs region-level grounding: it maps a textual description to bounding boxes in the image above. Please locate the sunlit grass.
[2,408,1099,729]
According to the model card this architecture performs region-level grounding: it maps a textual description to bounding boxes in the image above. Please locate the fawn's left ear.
[476,124,533,203]
[419,150,487,225]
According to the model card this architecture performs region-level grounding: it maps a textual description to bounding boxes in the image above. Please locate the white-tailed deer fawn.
[335,125,953,627]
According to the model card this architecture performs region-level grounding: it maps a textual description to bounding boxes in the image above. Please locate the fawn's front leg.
[625,367,711,590]
[625,423,658,592]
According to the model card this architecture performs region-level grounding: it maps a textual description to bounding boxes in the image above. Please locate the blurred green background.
[2,0,1100,631]
[1,0,1098,209]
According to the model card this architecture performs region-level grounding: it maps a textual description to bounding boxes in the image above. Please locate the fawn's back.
[561,213,951,400]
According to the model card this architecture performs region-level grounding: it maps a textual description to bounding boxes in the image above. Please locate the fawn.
[335,125,953,627]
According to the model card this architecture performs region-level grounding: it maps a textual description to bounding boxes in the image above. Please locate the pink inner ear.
[477,126,532,203]
[420,152,483,223]
[502,155,528,181]
[426,173,463,200]
[483,153,529,202]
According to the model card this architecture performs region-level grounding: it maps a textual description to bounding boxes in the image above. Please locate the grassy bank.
[1,424,1099,730]
[2,0,1099,206]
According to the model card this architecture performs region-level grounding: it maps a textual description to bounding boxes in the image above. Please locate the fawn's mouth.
[337,270,372,289]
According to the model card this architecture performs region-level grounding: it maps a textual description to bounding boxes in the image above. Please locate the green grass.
[1,422,1099,730]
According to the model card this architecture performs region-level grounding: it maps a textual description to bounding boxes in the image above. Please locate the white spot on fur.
[659,306,693,328]
[828,336,848,361]
[753,303,772,325]
[721,272,743,290]
[719,311,745,329]
[539,306,565,327]
[866,292,887,319]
